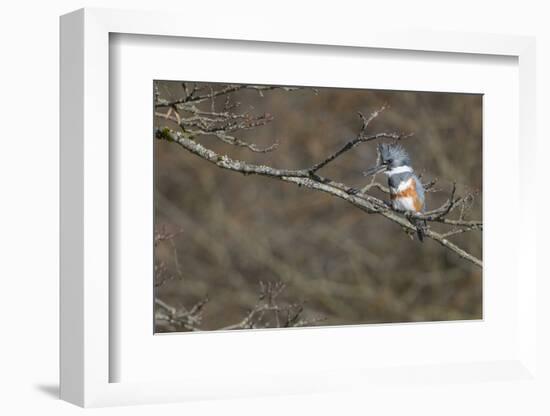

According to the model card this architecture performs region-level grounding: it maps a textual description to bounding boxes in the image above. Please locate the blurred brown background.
[154,81,482,332]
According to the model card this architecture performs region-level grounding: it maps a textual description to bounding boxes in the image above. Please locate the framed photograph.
[152,81,483,333]
[60,8,538,408]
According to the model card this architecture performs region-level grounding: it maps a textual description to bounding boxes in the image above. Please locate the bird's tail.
[413,218,427,242]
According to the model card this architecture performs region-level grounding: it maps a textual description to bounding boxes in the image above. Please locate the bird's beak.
[363,164,387,177]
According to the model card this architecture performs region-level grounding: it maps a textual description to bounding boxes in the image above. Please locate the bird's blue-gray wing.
[413,175,426,212]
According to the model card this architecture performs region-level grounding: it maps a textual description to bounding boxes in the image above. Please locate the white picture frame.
[60,8,538,408]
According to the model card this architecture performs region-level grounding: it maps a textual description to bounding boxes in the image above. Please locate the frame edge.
[59,8,85,407]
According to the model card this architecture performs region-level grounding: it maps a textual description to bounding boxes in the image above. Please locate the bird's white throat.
[385,165,413,176]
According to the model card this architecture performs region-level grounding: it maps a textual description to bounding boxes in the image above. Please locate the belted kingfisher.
[365,143,427,241]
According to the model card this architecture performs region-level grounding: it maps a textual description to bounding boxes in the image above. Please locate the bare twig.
[155,281,323,332]
[155,84,300,108]
[309,106,413,173]
[155,296,208,331]
[220,281,324,330]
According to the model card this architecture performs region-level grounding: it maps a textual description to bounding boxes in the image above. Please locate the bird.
[364,143,427,241]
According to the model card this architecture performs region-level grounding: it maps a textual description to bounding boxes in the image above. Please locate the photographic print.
[154,81,482,333]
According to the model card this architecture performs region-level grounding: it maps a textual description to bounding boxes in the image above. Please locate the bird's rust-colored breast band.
[390,179,423,212]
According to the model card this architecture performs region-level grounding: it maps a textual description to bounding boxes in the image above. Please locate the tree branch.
[155,84,300,108]
[155,281,323,332]
[308,106,413,173]
[155,127,482,268]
